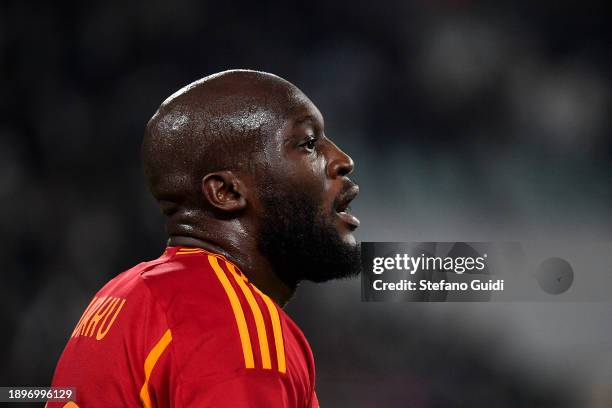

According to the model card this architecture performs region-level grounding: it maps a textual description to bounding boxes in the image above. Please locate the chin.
[341,231,358,247]
[335,218,359,247]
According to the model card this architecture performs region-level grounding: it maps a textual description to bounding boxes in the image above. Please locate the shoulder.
[125,248,285,377]
[68,247,218,346]
[90,247,297,377]
[61,247,315,406]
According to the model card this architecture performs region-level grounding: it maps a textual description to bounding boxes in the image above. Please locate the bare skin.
[143,70,358,306]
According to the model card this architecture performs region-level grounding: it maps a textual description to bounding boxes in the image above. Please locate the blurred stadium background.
[1,1,611,407]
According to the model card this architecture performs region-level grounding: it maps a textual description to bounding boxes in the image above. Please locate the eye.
[300,136,317,152]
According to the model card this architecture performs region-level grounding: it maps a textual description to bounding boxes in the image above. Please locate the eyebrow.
[283,115,318,144]
[293,115,317,126]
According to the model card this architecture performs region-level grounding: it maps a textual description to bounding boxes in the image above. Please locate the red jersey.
[48,246,319,408]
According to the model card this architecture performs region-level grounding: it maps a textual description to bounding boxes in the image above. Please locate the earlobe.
[201,171,247,212]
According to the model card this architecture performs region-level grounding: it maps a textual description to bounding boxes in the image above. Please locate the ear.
[201,171,248,212]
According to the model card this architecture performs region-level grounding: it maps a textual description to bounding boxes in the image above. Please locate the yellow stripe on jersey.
[251,284,286,373]
[44,403,80,408]
[176,248,206,255]
[208,255,255,368]
[225,261,272,369]
[140,329,173,408]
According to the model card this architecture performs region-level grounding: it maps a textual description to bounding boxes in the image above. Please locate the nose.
[326,141,354,178]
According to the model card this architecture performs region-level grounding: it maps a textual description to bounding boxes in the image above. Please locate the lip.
[335,184,360,228]
[336,210,361,228]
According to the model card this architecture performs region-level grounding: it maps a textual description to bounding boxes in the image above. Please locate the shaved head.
[143,69,308,214]
[142,69,360,297]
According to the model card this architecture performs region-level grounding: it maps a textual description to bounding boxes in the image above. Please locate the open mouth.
[335,185,360,228]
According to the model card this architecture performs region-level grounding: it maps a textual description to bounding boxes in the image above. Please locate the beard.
[256,181,361,290]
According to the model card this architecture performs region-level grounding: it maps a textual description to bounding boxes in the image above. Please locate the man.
[48,70,361,407]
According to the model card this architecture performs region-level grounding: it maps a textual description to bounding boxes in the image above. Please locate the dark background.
[2,1,611,407]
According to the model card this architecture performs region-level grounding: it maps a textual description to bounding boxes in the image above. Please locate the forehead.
[284,90,324,130]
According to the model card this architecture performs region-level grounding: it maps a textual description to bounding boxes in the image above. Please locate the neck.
[167,227,295,307]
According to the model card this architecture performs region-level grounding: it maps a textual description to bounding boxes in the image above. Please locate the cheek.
[301,156,329,193]
[283,154,326,183]
[270,150,330,201]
